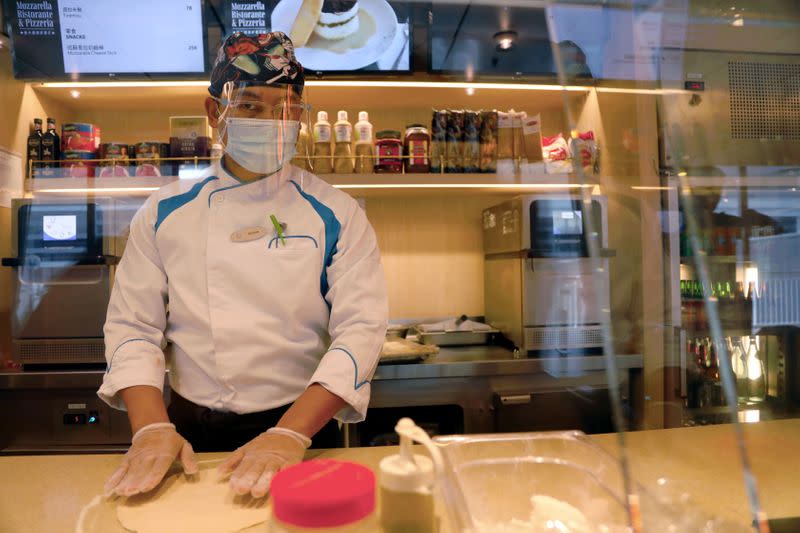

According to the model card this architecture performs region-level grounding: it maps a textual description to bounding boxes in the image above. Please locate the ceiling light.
[70,90,81,99]
[494,31,518,52]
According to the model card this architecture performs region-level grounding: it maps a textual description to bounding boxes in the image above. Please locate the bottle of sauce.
[403,124,431,173]
[375,130,403,174]
[334,110,354,174]
[313,111,333,174]
[27,118,43,177]
[379,419,436,533]
[41,117,61,175]
[354,111,374,174]
[290,122,312,171]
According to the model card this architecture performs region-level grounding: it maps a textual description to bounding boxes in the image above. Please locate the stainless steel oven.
[2,199,118,365]
[483,194,611,355]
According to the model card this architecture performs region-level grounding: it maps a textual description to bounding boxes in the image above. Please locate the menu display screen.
[552,211,583,236]
[222,0,411,72]
[43,215,77,242]
[4,0,207,78]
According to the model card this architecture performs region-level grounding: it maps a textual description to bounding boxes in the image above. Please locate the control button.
[88,411,99,424]
[63,413,87,425]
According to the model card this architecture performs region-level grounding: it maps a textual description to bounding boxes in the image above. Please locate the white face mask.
[223,118,300,175]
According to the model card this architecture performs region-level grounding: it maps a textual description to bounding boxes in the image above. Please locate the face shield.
[213,80,311,175]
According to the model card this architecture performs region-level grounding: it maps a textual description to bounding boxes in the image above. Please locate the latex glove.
[217,427,311,498]
[105,422,198,497]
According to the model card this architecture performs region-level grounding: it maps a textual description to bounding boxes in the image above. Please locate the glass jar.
[375,130,403,174]
[270,459,377,533]
[403,124,431,173]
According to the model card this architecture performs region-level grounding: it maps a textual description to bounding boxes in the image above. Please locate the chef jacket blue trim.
[155,176,219,233]
[268,235,319,249]
[106,338,156,373]
[329,347,370,390]
[289,180,341,301]
[207,181,248,207]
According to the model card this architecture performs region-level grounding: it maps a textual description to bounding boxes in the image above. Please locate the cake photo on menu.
[290,0,361,45]
[275,0,401,71]
[315,0,360,40]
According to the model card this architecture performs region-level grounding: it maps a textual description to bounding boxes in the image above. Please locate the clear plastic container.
[434,431,627,531]
[433,431,749,533]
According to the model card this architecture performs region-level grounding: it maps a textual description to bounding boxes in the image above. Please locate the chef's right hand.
[104,422,198,497]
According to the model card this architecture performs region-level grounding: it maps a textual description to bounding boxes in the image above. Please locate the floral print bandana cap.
[209,31,305,97]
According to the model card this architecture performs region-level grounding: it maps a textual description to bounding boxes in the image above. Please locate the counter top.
[0,349,643,389]
[1,420,797,532]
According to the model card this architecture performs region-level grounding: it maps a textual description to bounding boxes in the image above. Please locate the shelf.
[27,176,177,194]
[672,176,800,189]
[681,256,741,264]
[34,81,591,113]
[683,328,755,338]
[26,173,599,197]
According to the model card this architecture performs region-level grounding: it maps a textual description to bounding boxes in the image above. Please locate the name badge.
[230,226,267,243]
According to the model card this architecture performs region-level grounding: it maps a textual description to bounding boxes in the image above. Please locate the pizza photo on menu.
[271,0,409,71]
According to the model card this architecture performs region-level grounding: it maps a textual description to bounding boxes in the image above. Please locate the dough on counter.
[116,465,269,533]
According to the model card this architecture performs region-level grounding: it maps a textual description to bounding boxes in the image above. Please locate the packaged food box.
[134,141,170,177]
[463,110,481,173]
[431,109,447,173]
[97,143,132,177]
[445,110,464,173]
[62,150,97,177]
[170,136,212,159]
[479,110,498,173]
[496,112,514,160]
[170,116,212,159]
[170,116,211,139]
[61,123,100,152]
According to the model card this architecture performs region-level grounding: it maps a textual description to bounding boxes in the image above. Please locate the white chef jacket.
[98,162,388,422]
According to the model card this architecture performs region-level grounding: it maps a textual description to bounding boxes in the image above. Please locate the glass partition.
[1,0,799,531]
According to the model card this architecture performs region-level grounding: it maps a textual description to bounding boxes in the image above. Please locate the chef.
[99,31,388,499]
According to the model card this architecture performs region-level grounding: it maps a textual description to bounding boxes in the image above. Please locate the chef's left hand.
[217,427,311,498]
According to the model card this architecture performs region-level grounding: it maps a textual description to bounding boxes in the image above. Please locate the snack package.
[445,109,464,173]
[463,110,481,173]
[496,111,513,160]
[431,109,447,173]
[512,111,525,163]
[479,110,498,173]
[542,134,573,174]
[521,114,544,164]
[570,131,598,175]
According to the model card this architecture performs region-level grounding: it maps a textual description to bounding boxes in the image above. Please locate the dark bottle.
[27,118,43,175]
[41,117,61,173]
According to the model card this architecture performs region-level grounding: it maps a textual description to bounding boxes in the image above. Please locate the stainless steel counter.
[0,348,642,389]
[0,348,643,452]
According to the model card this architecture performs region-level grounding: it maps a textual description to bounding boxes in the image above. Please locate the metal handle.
[498,394,532,406]
[18,266,104,286]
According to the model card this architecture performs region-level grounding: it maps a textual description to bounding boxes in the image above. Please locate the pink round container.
[270,459,376,532]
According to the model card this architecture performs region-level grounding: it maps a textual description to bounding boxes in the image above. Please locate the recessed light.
[493,31,518,52]
[466,87,475,96]
[70,90,81,99]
